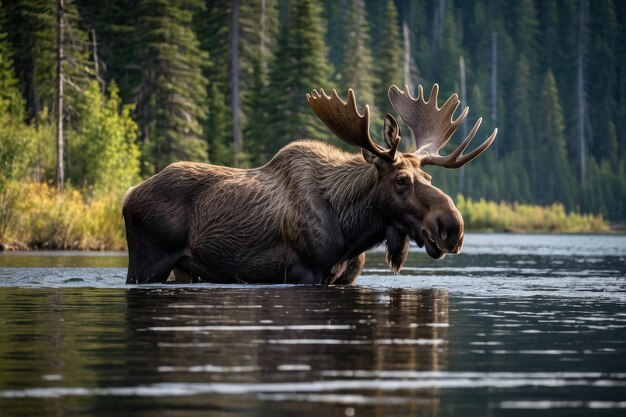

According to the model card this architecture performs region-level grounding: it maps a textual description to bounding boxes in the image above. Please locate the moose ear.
[361,149,377,164]
[383,114,400,149]
[362,114,401,165]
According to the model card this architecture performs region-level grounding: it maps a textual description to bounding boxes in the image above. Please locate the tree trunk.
[402,20,415,147]
[402,22,412,92]
[230,0,242,166]
[56,0,64,191]
[459,55,467,194]
[577,0,586,187]
[491,30,498,158]
[260,0,267,71]
[91,28,104,94]
[431,0,446,59]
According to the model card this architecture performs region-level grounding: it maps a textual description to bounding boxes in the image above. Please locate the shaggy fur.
[123,140,464,285]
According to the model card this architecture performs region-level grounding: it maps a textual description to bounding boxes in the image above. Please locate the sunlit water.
[0,233,625,416]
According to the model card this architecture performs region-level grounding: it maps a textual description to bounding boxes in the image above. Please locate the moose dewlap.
[123,84,497,285]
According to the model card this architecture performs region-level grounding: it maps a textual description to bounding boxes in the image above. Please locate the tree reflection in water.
[119,287,449,416]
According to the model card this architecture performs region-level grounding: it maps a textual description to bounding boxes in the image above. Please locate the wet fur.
[123,140,399,285]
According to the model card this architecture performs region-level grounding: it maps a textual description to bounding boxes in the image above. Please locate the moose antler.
[388,84,497,168]
[307,88,399,162]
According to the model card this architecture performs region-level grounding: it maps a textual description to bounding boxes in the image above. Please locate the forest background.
[0,0,622,250]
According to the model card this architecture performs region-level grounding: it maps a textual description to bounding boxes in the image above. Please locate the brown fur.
[123,140,464,285]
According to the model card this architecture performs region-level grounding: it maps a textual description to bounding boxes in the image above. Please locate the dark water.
[0,234,625,416]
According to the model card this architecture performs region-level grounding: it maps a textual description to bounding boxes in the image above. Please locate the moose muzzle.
[419,204,464,259]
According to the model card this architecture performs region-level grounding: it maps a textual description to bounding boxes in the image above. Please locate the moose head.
[307,84,497,263]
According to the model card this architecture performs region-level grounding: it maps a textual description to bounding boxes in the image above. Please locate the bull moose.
[123,84,497,285]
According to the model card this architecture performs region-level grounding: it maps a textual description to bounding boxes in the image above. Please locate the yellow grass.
[456,195,609,233]
[0,182,126,250]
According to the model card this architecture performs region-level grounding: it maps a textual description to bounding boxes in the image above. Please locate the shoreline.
[2,229,623,253]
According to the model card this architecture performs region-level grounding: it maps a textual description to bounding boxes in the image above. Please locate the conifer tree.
[507,55,533,199]
[587,0,618,160]
[4,0,93,121]
[321,0,348,72]
[373,0,403,113]
[134,0,209,173]
[433,2,461,98]
[0,4,34,189]
[195,1,231,165]
[508,0,539,73]
[536,70,573,205]
[196,0,278,166]
[75,0,141,104]
[548,0,581,163]
[239,0,278,166]
[265,0,333,152]
[339,0,375,106]
[0,5,23,116]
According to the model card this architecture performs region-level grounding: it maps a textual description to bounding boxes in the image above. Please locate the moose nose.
[434,209,464,253]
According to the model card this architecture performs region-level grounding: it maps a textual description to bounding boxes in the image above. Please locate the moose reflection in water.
[123,84,496,285]
[118,287,449,415]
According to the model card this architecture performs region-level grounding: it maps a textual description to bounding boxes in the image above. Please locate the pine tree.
[508,0,539,72]
[535,70,573,205]
[243,58,272,165]
[239,0,278,166]
[0,3,34,189]
[432,2,461,98]
[195,1,231,165]
[134,0,209,173]
[618,0,626,159]
[0,4,23,116]
[74,0,142,104]
[321,0,349,72]
[549,0,582,163]
[4,0,93,121]
[265,0,333,152]
[507,55,533,199]
[372,0,403,113]
[338,0,375,106]
[587,0,618,161]
[195,0,278,166]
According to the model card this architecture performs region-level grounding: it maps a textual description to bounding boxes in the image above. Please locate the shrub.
[456,195,609,233]
[0,181,126,250]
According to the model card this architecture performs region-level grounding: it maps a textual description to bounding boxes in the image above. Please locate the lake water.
[0,233,625,416]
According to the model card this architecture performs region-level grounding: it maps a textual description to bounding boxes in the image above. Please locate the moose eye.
[396,176,409,187]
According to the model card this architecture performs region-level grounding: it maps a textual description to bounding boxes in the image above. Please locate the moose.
[123,84,496,285]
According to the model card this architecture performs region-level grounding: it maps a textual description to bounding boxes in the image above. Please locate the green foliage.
[372,0,403,113]
[457,195,609,233]
[535,70,573,206]
[587,0,619,161]
[3,0,94,120]
[0,6,23,117]
[67,81,139,194]
[134,0,209,173]
[265,0,334,152]
[338,0,374,106]
[0,107,36,189]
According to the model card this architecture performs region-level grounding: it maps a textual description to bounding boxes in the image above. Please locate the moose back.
[123,84,496,284]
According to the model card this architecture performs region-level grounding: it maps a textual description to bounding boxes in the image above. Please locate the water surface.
[0,233,625,416]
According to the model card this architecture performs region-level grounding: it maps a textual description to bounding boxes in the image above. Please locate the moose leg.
[126,234,184,284]
[288,263,323,285]
[327,253,366,285]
